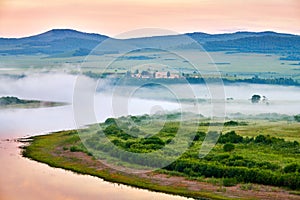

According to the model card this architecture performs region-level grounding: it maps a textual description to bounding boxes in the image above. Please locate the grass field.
[1,50,300,81]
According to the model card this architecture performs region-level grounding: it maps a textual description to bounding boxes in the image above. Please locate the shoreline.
[0,139,187,200]
[20,133,227,200]
[21,130,300,200]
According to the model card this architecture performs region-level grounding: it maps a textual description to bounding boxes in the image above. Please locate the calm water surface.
[0,141,189,200]
[0,74,188,200]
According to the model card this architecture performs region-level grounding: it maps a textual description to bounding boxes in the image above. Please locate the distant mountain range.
[0,29,300,60]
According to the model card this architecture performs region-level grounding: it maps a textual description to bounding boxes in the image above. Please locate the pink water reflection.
[0,140,189,200]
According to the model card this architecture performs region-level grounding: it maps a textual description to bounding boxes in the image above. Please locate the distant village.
[83,69,300,87]
[127,70,180,79]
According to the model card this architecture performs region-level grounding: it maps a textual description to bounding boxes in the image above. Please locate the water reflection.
[0,106,75,139]
[0,141,189,200]
[0,74,188,200]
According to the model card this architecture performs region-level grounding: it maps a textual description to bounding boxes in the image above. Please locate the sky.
[0,0,300,38]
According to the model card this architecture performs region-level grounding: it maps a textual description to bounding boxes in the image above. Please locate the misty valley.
[1,29,300,200]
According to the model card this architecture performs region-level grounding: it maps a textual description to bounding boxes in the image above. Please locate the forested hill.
[0,29,108,56]
[0,29,300,59]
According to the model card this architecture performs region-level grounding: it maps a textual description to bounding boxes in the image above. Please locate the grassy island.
[0,96,66,108]
[22,114,300,200]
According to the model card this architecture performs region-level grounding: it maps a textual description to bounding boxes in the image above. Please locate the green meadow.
[22,114,300,199]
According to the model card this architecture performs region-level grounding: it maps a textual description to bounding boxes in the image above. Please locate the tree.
[105,118,116,125]
[218,131,243,144]
[251,94,261,104]
[126,71,131,77]
[141,70,149,76]
[294,115,300,122]
[167,71,171,78]
[254,135,266,143]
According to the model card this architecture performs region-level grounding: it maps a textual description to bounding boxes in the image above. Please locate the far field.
[1,51,300,81]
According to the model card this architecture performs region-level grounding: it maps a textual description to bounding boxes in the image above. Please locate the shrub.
[254,135,267,143]
[294,115,300,122]
[213,153,230,162]
[141,136,165,145]
[251,94,261,103]
[87,152,93,156]
[130,116,141,123]
[104,118,117,125]
[223,143,235,152]
[111,139,125,148]
[223,178,238,187]
[161,122,179,133]
[70,146,82,152]
[224,120,239,126]
[284,163,299,173]
[240,183,257,191]
[219,131,243,144]
[164,159,300,190]
[192,131,206,141]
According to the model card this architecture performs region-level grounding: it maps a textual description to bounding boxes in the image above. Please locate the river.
[0,73,189,200]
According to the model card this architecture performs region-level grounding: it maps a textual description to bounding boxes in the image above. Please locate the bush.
[284,163,299,173]
[104,118,117,125]
[254,135,267,143]
[294,115,300,122]
[251,94,261,104]
[161,122,179,133]
[130,116,141,123]
[219,131,243,144]
[141,136,165,145]
[103,124,122,135]
[70,146,82,152]
[254,135,282,145]
[192,131,206,141]
[223,143,235,152]
[240,183,257,191]
[224,120,239,126]
[87,152,93,156]
[223,178,238,187]
[164,159,300,190]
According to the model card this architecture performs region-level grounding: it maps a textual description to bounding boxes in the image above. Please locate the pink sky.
[0,0,299,38]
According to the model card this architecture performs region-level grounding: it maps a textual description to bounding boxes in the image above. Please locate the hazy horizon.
[1,27,300,39]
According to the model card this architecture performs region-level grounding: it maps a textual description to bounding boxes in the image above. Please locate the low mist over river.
[0,73,300,138]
